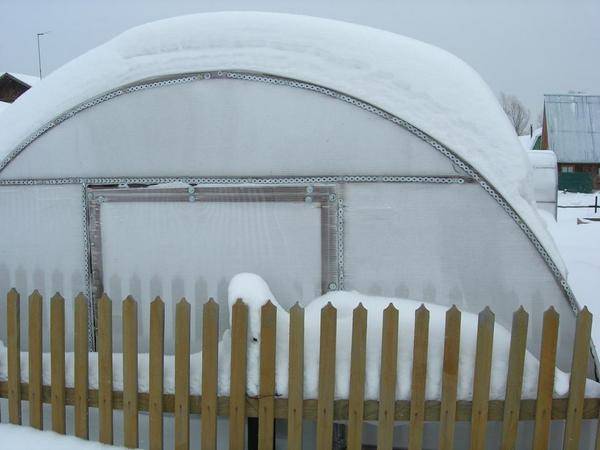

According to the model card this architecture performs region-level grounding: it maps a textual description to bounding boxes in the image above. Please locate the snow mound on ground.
[0,423,136,450]
[1,274,598,400]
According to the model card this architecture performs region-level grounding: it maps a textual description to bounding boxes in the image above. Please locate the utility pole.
[36,31,50,79]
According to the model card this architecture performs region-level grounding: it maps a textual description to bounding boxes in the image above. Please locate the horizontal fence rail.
[0,289,599,450]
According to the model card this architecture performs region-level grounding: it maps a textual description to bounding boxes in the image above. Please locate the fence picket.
[439,306,461,450]
[149,297,165,450]
[7,288,21,425]
[229,299,249,450]
[201,299,219,450]
[316,303,337,450]
[50,293,66,434]
[347,304,367,450]
[409,305,430,450]
[500,307,529,450]
[28,290,43,430]
[469,307,495,450]
[259,302,277,450]
[123,296,139,448]
[74,293,89,439]
[287,303,304,450]
[174,299,191,450]
[378,304,399,450]
[563,307,593,450]
[533,307,559,450]
[98,293,113,444]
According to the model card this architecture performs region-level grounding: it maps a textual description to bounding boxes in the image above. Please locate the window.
[561,165,574,173]
[86,184,340,350]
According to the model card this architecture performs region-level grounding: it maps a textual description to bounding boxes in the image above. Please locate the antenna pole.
[36,32,49,79]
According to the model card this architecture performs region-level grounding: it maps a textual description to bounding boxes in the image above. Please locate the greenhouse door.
[86,184,339,351]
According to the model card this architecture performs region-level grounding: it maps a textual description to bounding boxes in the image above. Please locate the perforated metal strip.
[0,70,579,313]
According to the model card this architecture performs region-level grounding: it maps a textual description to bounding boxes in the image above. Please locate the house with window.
[0,72,39,103]
[541,94,600,191]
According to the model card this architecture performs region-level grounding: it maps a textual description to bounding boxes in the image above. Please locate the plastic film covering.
[0,79,459,180]
[342,182,576,370]
[0,184,86,351]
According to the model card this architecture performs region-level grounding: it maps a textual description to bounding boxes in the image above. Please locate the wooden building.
[541,94,600,191]
[0,72,39,103]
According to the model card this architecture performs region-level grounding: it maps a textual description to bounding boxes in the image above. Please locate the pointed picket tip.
[8,287,19,296]
[514,305,529,318]
[206,297,218,306]
[322,301,337,313]
[290,302,304,314]
[29,290,43,301]
[51,292,65,303]
[74,292,87,304]
[579,306,592,321]
[234,297,246,307]
[151,296,164,306]
[384,302,398,314]
[448,304,460,314]
[124,294,136,303]
[98,292,112,304]
[416,303,429,314]
[176,297,190,309]
[204,297,219,314]
[353,302,367,317]
[262,300,277,313]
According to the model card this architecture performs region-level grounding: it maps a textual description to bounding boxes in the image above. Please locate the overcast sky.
[1,0,598,119]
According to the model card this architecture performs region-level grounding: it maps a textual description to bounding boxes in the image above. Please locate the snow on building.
[0,72,40,103]
[0,12,591,377]
[542,94,600,191]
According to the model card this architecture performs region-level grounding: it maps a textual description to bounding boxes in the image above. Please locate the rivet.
[187,186,195,194]
[305,196,312,203]
[329,193,337,202]
[188,195,196,202]
[306,186,314,194]
[328,282,337,290]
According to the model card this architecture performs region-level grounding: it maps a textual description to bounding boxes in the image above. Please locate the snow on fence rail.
[0,289,598,450]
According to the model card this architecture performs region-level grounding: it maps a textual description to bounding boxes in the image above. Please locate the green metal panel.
[558,172,593,193]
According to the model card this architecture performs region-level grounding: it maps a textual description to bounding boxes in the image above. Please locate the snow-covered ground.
[0,423,135,450]
[544,192,600,345]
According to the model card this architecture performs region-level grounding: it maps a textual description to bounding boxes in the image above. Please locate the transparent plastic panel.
[0,184,86,351]
[98,198,325,353]
[342,182,576,370]
[1,79,459,179]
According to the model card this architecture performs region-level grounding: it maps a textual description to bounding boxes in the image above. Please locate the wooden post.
[316,303,337,450]
[439,306,461,450]
[469,307,495,450]
[532,307,559,450]
[500,307,529,450]
[174,299,191,450]
[563,307,593,450]
[347,304,367,450]
[287,303,305,450]
[201,299,219,450]
[29,290,43,430]
[377,304,399,450]
[229,299,249,450]
[123,296,139,448]
[408,305,430,450]
[149,297,165,450]
[74,293,89,439]
[7,288,21,425]
[51,293,66,434]
[98,293,113,444]
[259,302,277,450]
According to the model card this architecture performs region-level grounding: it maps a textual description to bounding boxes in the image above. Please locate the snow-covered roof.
[0,101,10,115]
[544,94,600,163]
[0,72,40,88]
[0,11,566,276]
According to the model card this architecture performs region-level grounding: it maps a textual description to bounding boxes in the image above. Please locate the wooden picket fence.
[0,288,599,450]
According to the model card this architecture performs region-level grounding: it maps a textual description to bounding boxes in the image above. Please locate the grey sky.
[1,0,598,120]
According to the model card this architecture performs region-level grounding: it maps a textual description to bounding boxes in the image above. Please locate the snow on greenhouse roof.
[0,12,566,277]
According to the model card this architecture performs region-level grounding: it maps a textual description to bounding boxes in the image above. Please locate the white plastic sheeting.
[0,79,458,179]
[527,150,558,217]
[0,184,86,351]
